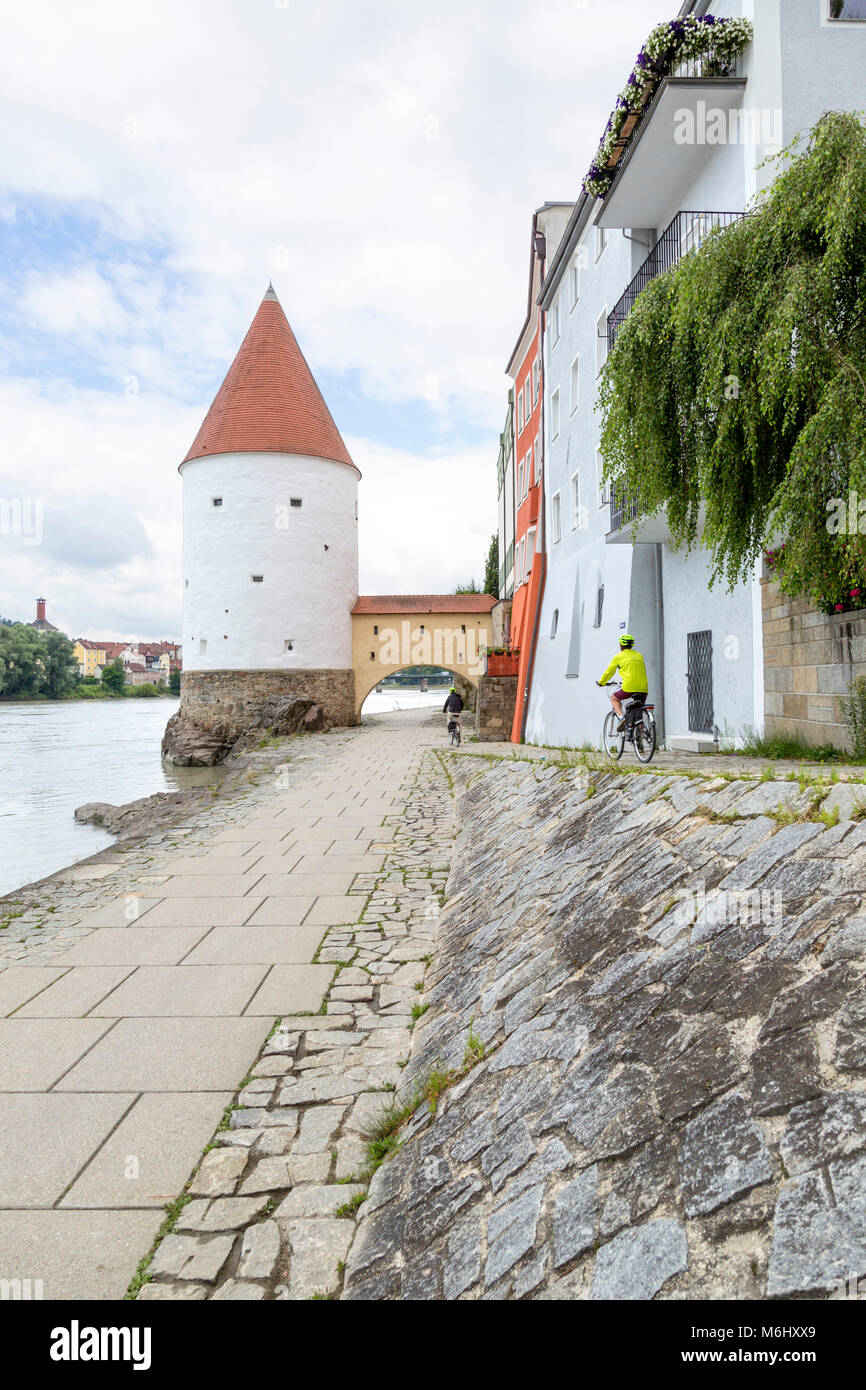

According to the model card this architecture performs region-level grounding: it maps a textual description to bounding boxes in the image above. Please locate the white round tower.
[178,284,360,735]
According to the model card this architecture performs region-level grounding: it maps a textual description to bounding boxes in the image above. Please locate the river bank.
[0,689,447,906]
[1,710,864,1301]
[0,699,214,898]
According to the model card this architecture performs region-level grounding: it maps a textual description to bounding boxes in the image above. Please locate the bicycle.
[600,683,656,763]
[447,716,462,747]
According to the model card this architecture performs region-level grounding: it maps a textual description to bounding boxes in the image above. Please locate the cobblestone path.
[0,709,451,1299]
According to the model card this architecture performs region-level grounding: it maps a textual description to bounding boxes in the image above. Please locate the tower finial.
[263,281,278,302]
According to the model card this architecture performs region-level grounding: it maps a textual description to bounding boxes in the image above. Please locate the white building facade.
[527,0,866,751]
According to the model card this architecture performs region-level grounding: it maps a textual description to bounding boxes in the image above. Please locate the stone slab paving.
[0,709,447,1299]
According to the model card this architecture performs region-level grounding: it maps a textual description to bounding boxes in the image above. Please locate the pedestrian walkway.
[0,708,445,1299]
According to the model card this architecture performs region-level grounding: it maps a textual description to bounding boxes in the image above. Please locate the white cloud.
[0,0,673,627]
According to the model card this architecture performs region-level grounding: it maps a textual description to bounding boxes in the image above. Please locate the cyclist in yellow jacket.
[597,633,648,733]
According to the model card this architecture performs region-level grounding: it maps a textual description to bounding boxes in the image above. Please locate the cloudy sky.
[0,0,673,639]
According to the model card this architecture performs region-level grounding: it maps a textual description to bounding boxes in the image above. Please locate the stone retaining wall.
[181,668,357,737]
[762,574,866,749]
[474,675,518,742]
[343,757,866,1300]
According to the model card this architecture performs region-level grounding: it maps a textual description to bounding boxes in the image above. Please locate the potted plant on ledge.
[486,645,520,677]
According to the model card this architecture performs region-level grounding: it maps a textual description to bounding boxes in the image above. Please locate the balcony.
[607,210,744,352]
[596,47,746,231]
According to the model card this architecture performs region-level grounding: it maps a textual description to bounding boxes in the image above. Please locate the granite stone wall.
[763,574,866,750]
[343,757,866,1300]
[181,668,357,737]
[474,675,518,742]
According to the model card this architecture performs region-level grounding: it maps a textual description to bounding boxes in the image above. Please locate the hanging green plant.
[597,111,866,607]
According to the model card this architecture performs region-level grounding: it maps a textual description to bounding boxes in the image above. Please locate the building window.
[551,388,561,440]
[199,638,207,655]
[284,639,294,652]
[212,497,223,507]
[534,433,542,484]
[566,570,581,677]
[571,472,581,530]
[532,357,540,403]
[596,308,609,375]
[550,608,559,639]
[552,492,562,545]
[596,447,610,507]
[569,259,580,310]
[525,378,532,421]
[595,225,608,260]
[251,575,264,583]
[828,1,866,18]
[525,452,532,499]
[517,393,524,434]
[551,298,561,345]
[373,624,379,635]
[593,583,605,628]
[570,356,580,415]
[525,527,536,577]
[517,457,524,501]
[290,497,302,507]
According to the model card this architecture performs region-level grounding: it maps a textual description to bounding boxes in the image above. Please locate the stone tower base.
[474,675,518,742]
[180,669,358,740]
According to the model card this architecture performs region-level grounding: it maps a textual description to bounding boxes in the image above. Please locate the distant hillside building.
[28,598,59,633]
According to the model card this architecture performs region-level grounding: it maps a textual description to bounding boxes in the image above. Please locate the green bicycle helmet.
[619,633,635,649]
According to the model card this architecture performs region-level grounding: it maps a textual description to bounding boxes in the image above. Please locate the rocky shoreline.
[0,706,330,924]
[67,699,331,856]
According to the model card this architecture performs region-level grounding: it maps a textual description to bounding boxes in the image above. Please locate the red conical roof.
[182,286,356,470]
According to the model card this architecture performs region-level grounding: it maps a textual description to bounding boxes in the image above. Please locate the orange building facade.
[503,204,573,741]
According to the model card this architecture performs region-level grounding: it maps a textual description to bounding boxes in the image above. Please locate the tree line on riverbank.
[0,621,180,700]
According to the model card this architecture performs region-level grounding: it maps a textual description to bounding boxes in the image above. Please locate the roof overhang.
[596,77,746,231]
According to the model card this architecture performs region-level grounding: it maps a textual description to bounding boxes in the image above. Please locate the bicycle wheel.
[634,710,656,763]
[603,711,624,761]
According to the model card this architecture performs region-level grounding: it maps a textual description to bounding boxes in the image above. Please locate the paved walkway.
[0,709,445,1299]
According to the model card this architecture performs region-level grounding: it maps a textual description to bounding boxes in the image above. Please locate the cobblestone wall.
[763,574,866,749]
[181,669,357,736]
[343,757,866,1300]
[474,675,518,742]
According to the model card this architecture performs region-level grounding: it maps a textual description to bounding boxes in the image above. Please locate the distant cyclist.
[597,634,648,734]
[443,685,463,734]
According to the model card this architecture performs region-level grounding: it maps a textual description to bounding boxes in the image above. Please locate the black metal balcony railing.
[609,482,643,534]
[607,210,744,352]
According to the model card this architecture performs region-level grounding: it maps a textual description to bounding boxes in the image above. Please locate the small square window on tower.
[212,497,223,507]
[290,498,302,508]
[251,575,264,583]
[284,639,294,653]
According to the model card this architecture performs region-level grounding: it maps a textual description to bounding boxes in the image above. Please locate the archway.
[357,666,477,720]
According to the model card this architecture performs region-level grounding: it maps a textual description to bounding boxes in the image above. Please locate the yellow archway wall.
[351,604,493,717]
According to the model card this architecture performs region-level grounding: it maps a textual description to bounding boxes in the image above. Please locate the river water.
[0,687,446,899]
[0,699,219,898]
